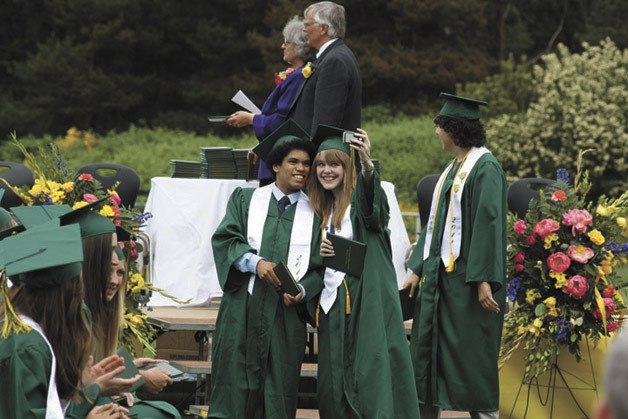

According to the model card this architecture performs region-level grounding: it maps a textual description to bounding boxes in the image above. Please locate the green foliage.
[487,39,628,198]
[456,54,535,119]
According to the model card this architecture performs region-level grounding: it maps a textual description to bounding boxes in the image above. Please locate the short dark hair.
[266,138,315,179]
[434,115,486,148]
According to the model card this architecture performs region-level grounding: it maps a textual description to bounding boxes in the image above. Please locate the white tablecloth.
[144,177,411,306]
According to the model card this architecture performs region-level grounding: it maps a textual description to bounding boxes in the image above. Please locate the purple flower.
[556,168,570,183]
[506,277,522,302]
[556,317,569,343]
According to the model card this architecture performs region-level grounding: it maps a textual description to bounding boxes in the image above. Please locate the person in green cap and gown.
[0,222,130,418]
[403,93,507,419]
[307,125,420,419]
[209,119,324,419]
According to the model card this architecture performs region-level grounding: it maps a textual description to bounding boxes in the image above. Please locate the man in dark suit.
[289,1,362,136]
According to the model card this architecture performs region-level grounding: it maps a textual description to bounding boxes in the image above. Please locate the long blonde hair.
[307,149,353,230]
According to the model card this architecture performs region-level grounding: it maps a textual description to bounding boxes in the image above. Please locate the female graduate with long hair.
[0,223,129,418]
[306,125,419,419]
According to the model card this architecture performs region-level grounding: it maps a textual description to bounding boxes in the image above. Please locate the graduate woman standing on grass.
[0,223,129,418]
[307,125,419,419]
[403,93,507,419]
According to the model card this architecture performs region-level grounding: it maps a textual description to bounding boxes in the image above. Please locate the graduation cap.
[58,196,116,238]
[438,92,488,120]
[252,119,309,162]
[114,245,126,261]
[0,223,84,337]
[116,226,132,242]
[10,204,72,229]
[0,224,26,241]
[311,125,352,155]
[0,190,14,227]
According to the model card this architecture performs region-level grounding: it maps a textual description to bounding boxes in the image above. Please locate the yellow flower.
[99,205,115,217]
[28,178,47,197]
[529,318,543,336]
[302,63,313,79]
[526,289,541,304]
[517,325,527,335]
[543,233,559,249]
[617,217,626,228]
[550,271,569,288]
[72,201,89,210]
[543,296,556,307]
[596,205,616,217]
[587,229,605,245]
[130,273,145,293]
[61,182,74,193]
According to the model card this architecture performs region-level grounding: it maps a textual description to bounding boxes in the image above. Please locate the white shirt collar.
[271,183,300,205]
[316,38,338,59]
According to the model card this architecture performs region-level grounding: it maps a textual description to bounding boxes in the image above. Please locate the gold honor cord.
[445,149,472,272]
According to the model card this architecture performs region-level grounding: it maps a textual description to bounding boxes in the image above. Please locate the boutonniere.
[302,61,316,79]
[274,67,296,86]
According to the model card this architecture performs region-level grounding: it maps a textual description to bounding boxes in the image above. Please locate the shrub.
[487,39,628,198]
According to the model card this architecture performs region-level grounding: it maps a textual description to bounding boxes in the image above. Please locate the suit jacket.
[289,39,362,135]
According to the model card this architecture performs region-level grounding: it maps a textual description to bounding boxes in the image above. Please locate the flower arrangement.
[2,133,185,356]
[274,67,296,86]
[500,152,628,379]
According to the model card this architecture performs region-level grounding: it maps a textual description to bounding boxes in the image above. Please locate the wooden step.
[185,405,319,418]
[171,359,318,378]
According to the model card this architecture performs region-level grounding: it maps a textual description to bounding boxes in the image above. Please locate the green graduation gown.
[0,329,55,418]
[406,153,507,412]
[209,187,324,419]
[316,173,420,419]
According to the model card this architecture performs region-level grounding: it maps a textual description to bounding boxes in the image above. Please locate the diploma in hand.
[323,233,367,277]
[274,261,301,297]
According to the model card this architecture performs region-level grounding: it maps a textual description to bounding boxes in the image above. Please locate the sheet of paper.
[231,90,261,114]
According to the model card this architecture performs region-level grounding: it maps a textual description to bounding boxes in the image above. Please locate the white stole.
[19,315,66,419]
[423,147,490,267]
[319,205,352,314]
[247,185,314,294]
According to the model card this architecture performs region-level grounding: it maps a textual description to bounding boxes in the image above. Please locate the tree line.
[0,0,624,137]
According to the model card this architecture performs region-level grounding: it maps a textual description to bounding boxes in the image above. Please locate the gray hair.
[304,1,346,39]
[604,330,628,419]
[283,16,311,59]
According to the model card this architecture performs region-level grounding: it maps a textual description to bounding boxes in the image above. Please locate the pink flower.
[114,220,122,227]
[603,285,615,298]
[562,208,593,236]
[514,251,525,263]
[131,249,138,258]
[526,235,537,245]
[551,190,567,202]
[514,220,527,235]
[83,193,98,203]
[547,252,571,273]
[533,219,560,239]
[607,322,619,332]
[562,275,589,299]
[515,264,525,272]
[568,244,594,264]
[111,206,121,219]
[78,173,94,182]
[593,297,617,319]
[109,194,122,206]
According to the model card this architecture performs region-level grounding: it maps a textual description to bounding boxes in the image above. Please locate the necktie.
[277,196,291,217]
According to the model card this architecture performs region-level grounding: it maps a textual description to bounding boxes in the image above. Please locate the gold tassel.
[344,278,351,314]
[351,148,357,189]
[315,300,320,328]
[445,254,455,272]
[0,272,31,338]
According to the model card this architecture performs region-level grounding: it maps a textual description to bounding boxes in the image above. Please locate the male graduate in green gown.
[403,93,507,419]
[209,119,324,419]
